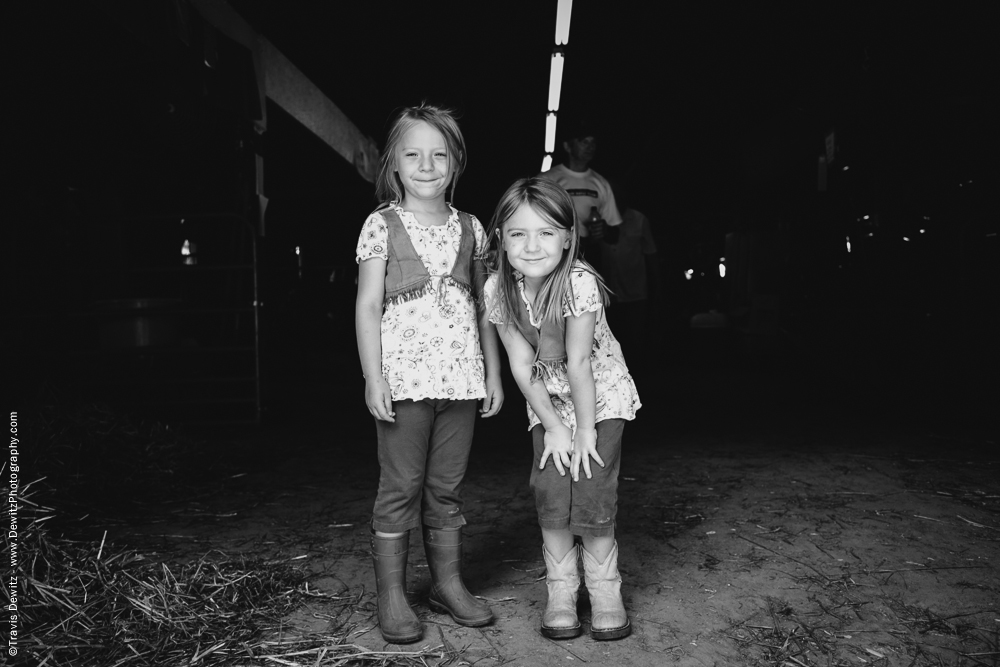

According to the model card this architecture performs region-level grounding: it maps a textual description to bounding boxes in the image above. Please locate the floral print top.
[356,204,489,402]
[484,261,641,431]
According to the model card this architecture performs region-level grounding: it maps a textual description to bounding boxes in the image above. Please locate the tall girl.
[355,104,503,644]
[484,177,640,640]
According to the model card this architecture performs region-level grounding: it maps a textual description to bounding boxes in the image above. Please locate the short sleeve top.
[356,204,489,401]
[484,261,641,431]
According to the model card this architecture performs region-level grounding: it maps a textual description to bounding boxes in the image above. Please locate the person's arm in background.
[599,178,622,244]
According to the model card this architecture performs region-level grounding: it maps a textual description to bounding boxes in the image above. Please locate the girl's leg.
[542,527,576,560]
[370,400,433,643]
[530,426,582,638]
[540,526,582,638]
[569,419,624,540]
[421,399,492,626]
[580,534,614,562]
[421,399,477,528]
[581,535,630,640]
[529,425,574,536]
[372,400,434,534]
[575,420,630,640]
[371,530,423,643]
[423,524,493,626]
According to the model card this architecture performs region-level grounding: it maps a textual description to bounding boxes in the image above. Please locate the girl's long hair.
[374,103,467,206]
[486,177,608,329]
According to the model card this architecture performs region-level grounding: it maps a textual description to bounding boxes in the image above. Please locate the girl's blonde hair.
[486,177,608,328]
[374,103,467,205]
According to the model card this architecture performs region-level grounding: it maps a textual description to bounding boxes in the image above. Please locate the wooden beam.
[190,0,378,183]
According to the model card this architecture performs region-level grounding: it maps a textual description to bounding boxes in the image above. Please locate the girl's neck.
[399,196,451,226]
[521,275,545,302]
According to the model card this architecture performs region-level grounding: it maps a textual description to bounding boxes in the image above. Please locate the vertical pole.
[251,230,262,424]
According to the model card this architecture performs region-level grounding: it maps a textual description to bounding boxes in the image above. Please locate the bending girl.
[484,176,640,641]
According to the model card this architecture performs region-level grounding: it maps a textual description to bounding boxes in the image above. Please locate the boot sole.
[591,619,631,641]
[541,623,582,639]
[380,629,424,644]
[427,597,493,627]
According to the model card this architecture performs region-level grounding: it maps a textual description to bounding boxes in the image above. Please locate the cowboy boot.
[423,526,493,627]
[581,541,631,640]
[371,531,423,643]
[541,544,582,639]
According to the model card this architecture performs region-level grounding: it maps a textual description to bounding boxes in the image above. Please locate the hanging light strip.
[542,0,573,171]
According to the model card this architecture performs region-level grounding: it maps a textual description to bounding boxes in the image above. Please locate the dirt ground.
[89,341,999,667]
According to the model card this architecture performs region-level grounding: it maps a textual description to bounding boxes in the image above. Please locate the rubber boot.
[581,541,631,640]
[371,531,423,644]
[423,526,493,626]
[541,544,582,639]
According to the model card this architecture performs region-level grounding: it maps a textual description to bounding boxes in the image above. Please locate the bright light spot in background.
[923,216,930,220]
[919,229,926,234]
[846,236,851,253]
[541,154,553,172]
[547,52,565,111]
[718,257,726,278]
[545,113,558,153]
[181,239,196,265]
[555,0,573,45]
[863,215,870,220]
[842,165,849,171]
[295,246,301,256]
[684,269,693,281]
[868,233,873,237]
[903,237,910,242]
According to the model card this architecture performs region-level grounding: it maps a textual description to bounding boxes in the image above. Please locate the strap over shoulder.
[374,204,400,225]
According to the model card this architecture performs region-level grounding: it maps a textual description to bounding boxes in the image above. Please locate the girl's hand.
[571,426,604,482]
[364,376,395,422]
[480,374,504,417]
[539,423,574,476]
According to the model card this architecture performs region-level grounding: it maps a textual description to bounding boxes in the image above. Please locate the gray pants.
[529,419,624,537]
[372,398,477,533]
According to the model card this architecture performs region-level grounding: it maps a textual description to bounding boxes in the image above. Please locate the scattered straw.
[9,486,300,666]
[5,400,448,667]
[7,486,449,666]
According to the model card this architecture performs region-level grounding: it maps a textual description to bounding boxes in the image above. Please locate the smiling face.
[394,120,453,206]
[501,203,572,290]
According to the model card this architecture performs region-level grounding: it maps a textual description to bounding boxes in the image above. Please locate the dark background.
[6,1,997,436]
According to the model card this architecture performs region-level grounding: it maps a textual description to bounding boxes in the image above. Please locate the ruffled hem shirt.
[484,261,641,431]
[356,205,489,402]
